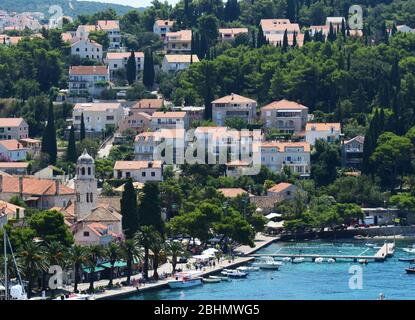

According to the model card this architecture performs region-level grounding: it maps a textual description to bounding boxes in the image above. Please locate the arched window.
[88,167,91,175]
[81,167,85,175]
[90,193,93,203]
[86,193,89,203]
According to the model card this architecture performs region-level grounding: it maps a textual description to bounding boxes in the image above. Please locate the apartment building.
[260,19,300,36]
[0,140,28,161]
[72,102,124,133]
[305,123,341,146]
[70,38,102,60]
[130,99,164,115]
[161,54,199,72]
[218,28,249,42]
[164,30,192,54]
[153,19,175,38]
[0,118,29,140]
[96,20,121,49]
[105,51,144,79]
[261,99,308,134]
[150,111,189,130]
[113,160,163,182]
[212,93,257,126]
[118,112,151,134]
[68,66,110,97]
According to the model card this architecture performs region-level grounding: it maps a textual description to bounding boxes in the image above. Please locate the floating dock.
[251,242,395,262]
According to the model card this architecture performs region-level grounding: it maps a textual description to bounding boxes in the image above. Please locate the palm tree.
[120,239,143,286]
[165,240,187,274]
[149,234,165,280]
[85,245,105,293]
[68,245,87,293]
[18,241,47,299]
[134,226,158,280]
[43,241,67,292]
[105,242,121,288]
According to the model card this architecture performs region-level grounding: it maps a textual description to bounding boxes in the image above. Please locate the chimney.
[0,175,3,193]
[55,180,60,195]
[18,176,23,195]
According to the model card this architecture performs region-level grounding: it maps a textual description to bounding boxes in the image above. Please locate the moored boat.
[314,257,324,263]
[202,277,221,284]
[406,262,415,274]
[327,258,336,264]
[221,269,248,278]
[399,258,415,262]
[358,259,369,264]
[253,256,282,269]
[403,248,415,254]
[237,266,260,272]
[168,275,203,289]
[292,257,305,264]
[209,275,230,281]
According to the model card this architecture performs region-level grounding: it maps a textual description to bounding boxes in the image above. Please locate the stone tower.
[74,149,97,220]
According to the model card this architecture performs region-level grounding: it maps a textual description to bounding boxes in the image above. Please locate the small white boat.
[168,276,203,289]
[202,277,221,284]
[365,243,376,247]
[292,257,305,264]
[403,248,415,254]
[209,275,230,281]
[237,266,260,272]
[327,258,336,264]
[253,256,283,269]
[282,257,292,262]
[54,293,94,300]
[314,257,324,263]
[221,269,248,278]
[358,259,369,264]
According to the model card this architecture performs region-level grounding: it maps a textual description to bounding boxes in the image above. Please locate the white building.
[0,118,29,140]
[68,65,110,97]
[0,140,28,161]
[153,19,175,38]
[150,111,189,130]
[260,19,300,36]
[113,160,163,182]
[105,51,144,79]
[161,54,199,72]
[212,93,257,126]
[70,38,103,60]
[75,25,97,39]
[164,29,192,54]
[97,20,121,49]
[218,28,249,42]
[72,102,124,133]
[305,123,341,146]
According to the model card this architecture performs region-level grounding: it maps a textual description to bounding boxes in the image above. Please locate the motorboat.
[237,266,260,272]
[314,257,324,263]
[168,275,203,289]
[221,269,247,278]
[399,258,415,262]
[253,256,283,269]
[282,257,292,263]
[54,293,94,300]
[209,275,230,281]
[209,276,231,281]
[292,257,305,264]
[358,259,369,264]
[403,248,415,254]
[327,258,336,264]
[202,277,221,284]
[405,262,415,274]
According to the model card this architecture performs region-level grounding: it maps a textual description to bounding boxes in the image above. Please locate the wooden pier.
[250,243,395,262]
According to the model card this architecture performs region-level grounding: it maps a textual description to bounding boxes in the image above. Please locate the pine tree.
[41,101,57,165]
[126,51,137,85]
[282,29,289,52]
[80,112,86,141]
[256,25,266,48]
[66,125,77,163]
[362,109,383,175]
[138,182,164,235]
[143,49,155,90]
[121,179,140,239]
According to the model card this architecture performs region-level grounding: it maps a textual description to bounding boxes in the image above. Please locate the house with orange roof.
[164,29,192,54]
[153,19,175,38]
[261,99,308,133]
[260,141,311,177]
[118,111,151,134]
[68,65,110,97]
[150,111,190,130]
[0,200,25,228]
[212,93,257,126]
[0,162,29,175]
[260,19,300,36]
[267,32,305,47]
[161,54,200,72]
[104,51,145,79]
[0,118,29,140]
[305,122,341,146]
[0,175,75,210]
[218,188,253,199]
[130,98,164,115]
[74,222,119,246]
[97,20,121,49]
[114,160,163,182]
[0,139,28,161]
[218,28,249,42]
[267,182,297,200]
[70,38,103,60]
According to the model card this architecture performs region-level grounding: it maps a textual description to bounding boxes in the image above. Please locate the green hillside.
[0,0,142,18]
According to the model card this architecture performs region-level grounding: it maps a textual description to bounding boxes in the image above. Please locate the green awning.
[100,261,127,268]
[83,266,105,274]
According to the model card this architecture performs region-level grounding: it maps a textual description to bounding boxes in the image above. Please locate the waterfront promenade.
[65,233,278,300]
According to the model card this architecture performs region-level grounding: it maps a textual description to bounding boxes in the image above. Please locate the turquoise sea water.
[123,240,415,300]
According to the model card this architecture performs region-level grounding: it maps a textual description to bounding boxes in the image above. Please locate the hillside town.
[1,0,415,301]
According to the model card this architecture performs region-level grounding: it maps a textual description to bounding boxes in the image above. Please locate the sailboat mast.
[3,230,7,301]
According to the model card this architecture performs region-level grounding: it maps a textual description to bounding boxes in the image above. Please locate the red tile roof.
[1,176,75,195]
[69,66,108,75]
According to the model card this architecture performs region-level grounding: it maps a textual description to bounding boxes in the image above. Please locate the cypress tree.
[138,182,164,235]
[66,125,77,163]
[286,0,296,22]
[282,29,289,52]
[256,25,266,48]
[391,23,397,36]
[390,56,400,90]
[143,49,155,89]
[381,21,389,44]
[80,112,86,141]
[41,101,57,165]
[328,23,336,42]
[126,51,137,85]
[199,33,209,58]
[341,18,346,38]
[292,31,297,47]
[303,30,311,44]
[121,179,140,239]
